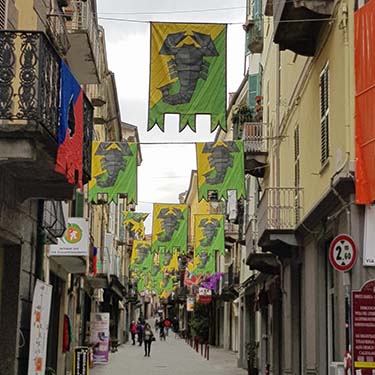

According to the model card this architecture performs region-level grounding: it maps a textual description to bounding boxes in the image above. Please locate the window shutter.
[294,125,300,188]
[75,191,84,217]
[320,64,329,165]
[0,0,7,29]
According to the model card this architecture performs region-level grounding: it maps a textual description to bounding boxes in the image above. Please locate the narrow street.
[91,334,247,375]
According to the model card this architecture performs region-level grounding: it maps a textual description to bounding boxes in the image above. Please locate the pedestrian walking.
[159,319,166,341]
[143,322,155,357]
[130,321,137,345]
[172,316,179,338]
[137,320,144,346]
[155,317,159,332]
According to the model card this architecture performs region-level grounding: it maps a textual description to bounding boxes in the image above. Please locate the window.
[320,64,329,166]
[0,0,7,29]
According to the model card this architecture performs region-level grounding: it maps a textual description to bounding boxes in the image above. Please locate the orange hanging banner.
[355,1,375,204]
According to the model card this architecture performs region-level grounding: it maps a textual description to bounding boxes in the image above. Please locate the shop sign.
[27,280,52,375]
[187,296,195,311]
[198,287,212,304]
[352,279,375,374]
[90,313,110,364]
[73,347,89,375]
[50,218,89,256]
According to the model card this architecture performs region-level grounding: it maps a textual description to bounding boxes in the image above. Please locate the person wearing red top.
[130,321,137,345]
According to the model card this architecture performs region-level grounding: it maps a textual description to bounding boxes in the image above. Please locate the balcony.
[46,12,71,55]
[85,83,106,107]
[0,31,93,200]
[245,218,280,274]
[225,221,239,243]
[244,17,263,54]
[273,0,334,56]
[243,122,268,178]
[257,188,303,257]
[65,0,100,83]
[220,264,239,301]
[93,101,108,125]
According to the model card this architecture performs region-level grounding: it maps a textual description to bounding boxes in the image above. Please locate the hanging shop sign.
[187,296,195,312]
[49,218,89,256]
[198,287,212,304]
[352,279,375,374]
[329,234,357,272]
[90,313,110,364]
[73,347,89,375]
[364,205,375,266]
[27,280,52,375]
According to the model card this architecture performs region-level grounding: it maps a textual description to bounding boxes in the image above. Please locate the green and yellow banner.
[151,203,188,254]
[149,250,177,297]
[148,22,227,132]
[194,214,225,276]
[130,240,153,292]
[89,141,137,204]
[196,141,246,201]
[124,211,149,239]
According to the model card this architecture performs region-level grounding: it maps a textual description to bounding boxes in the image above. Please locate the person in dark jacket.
[143,323,155,357]
[137,320,144,346]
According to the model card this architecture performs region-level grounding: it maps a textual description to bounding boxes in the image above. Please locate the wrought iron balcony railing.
[0,31,61,138]
[258,187,303,233]
[46,12,71,55]
[0,30,93,182]
[243,122,269,153]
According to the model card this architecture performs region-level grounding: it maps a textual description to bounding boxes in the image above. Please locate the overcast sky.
[97,1,246,233]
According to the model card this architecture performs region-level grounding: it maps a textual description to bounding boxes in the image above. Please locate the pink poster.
[90,313,110,364]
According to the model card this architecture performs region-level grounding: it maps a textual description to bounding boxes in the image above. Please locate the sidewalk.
[90,335,247,375]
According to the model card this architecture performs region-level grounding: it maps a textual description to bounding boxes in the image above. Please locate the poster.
[28,280,53,375]
[90,313,110,364]
[49,218,89,256]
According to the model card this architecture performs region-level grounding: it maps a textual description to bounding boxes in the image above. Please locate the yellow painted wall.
[261,0,355,218]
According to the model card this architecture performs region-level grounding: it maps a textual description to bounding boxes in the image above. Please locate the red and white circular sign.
[329,234,357,272]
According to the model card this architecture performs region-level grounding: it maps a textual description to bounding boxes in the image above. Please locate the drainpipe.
[36,200,45,281]
[275,45,281,189]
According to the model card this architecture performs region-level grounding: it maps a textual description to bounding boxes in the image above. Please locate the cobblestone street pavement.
[90,335,247,375]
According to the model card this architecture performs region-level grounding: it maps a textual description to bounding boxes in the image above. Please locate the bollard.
[207,344,209,360]
[201,343,203,356]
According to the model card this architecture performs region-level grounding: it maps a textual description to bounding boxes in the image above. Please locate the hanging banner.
[149,251,176,297]
[355,1,375,204]
[28,280,53,375]
[194,214,225,276]
[88,141,137,204]
[55,60,84,188]
[49,218,89,257]
[148,22,227,132]
[90,313,110,364]
[123,211,149,239]
[130,240,153,292]
[196,141,246,201]
[151,203,188,254]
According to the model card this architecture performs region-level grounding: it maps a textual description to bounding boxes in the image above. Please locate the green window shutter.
[75,191,84,217]
[248,73,259,112]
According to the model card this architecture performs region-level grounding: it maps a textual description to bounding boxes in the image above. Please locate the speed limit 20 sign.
[329,234,357,272]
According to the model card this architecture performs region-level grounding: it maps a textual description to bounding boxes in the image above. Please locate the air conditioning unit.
[329,362,344,375]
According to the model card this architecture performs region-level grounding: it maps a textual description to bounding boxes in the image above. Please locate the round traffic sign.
[329,234,357,272]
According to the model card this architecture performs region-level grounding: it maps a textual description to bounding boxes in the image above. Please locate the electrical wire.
[98,16,335,24]
[99,6,246,15]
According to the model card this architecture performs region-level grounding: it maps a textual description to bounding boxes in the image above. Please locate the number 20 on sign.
[329,234,357,272]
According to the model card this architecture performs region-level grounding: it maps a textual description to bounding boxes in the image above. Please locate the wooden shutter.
[0,0,7,29]
[75,191,84,217]
[320,64,329,165]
